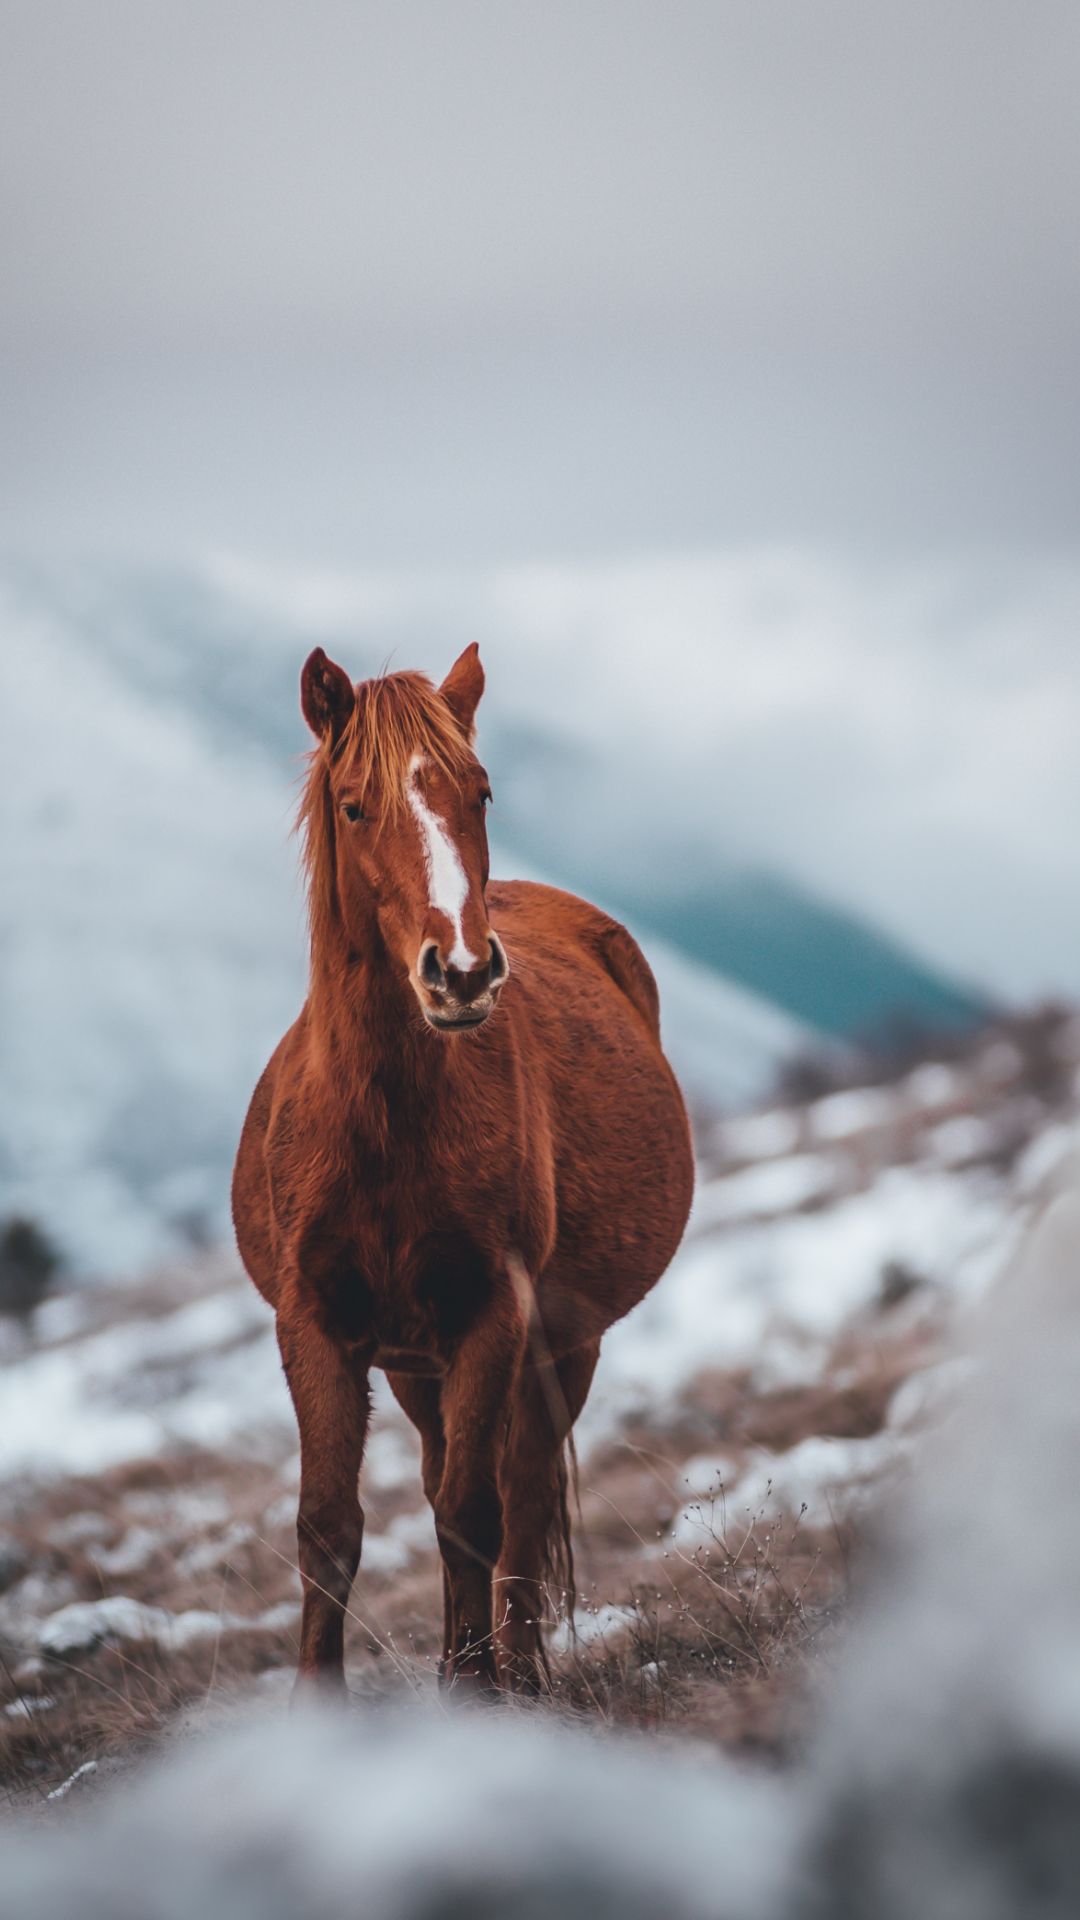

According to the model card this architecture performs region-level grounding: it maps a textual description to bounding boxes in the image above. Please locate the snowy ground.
[0,1008,1076,1796]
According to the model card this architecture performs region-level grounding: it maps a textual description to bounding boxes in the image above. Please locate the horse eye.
[342,802,364,824]
[480,787,493,810]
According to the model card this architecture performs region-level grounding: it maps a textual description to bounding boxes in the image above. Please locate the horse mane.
[296,670,474,953]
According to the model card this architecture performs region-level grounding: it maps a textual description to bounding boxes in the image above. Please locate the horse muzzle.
[424,1003,496,1032]
[414,933,509,1032]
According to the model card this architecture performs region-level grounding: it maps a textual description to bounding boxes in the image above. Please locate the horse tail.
[543,1432,579,1631]
[503,1252,583,1663]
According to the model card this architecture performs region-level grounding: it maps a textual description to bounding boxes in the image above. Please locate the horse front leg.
[385,1372,452,1668]
[435,1291,525,1694]
[277,1308,371,1695]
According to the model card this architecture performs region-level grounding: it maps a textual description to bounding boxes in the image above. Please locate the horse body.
[232,646,693,1693]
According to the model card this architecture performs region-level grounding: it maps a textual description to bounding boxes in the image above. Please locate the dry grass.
[0,1625,298,1808]
[0,1428,859,1807]
[546,1503,849,1758]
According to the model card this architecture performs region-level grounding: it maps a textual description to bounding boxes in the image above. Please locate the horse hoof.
[291,1666,347,1709]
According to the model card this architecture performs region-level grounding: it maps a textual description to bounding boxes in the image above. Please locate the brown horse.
[232,643,693,1694]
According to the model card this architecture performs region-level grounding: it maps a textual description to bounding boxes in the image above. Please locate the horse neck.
[306,915,446,1125]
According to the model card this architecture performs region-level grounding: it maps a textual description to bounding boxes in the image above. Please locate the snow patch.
[38,1594,300,1657]
[550,1604,637,1653]
[811,1086,899,1140]
[718,1107,802,1163]
[692,1154,836,1228]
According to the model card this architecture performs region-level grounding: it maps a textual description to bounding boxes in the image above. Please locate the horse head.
[300,642,509,1031]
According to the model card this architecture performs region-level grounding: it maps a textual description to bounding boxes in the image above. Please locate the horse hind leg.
[496,1341,599,1696]
[433,1291,526,1696]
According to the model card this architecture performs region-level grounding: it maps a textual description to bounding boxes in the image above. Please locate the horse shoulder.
[232,1018,308,1306]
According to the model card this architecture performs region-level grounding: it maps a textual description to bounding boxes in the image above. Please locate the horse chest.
[343,1192,498,1362]
[283,1095,542,1362]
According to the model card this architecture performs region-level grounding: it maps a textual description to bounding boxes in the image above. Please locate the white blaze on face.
[407,755,477,971]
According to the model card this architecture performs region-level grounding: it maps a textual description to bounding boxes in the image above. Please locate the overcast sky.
[2,0,1078,564]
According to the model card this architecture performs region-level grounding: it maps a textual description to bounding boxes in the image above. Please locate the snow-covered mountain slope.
[1,582,306,1271]
[0,576,809,1272]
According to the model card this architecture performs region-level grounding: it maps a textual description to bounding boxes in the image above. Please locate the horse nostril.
[488,936,508,986]
[420,941,446,992]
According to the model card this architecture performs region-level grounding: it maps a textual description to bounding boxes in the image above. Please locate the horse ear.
[439,643,485,740]
[301,648,355,743]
